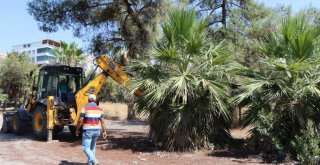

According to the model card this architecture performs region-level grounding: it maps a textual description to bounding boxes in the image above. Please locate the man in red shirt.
[76,94,107,165]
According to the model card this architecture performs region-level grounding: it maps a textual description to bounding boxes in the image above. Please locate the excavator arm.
[74,54,141,124]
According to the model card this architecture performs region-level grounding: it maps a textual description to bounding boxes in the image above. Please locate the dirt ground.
[0,105,270,165]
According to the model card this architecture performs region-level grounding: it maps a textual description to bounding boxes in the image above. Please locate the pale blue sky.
[0,1,83,53]
[257,0,318,11]
[0,0,320,53]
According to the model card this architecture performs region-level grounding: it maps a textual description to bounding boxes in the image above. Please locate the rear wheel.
[1,113,11,133]
[12,112,27,135]
[0,117,8,133]
[32,106,47,140]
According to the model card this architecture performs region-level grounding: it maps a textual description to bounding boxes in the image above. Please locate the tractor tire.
[53,126,64,134]
[0,118,8,133]
[1,113,11,133]
[32,106,47,140]
[69,126,82,138]
[12,112,27,135]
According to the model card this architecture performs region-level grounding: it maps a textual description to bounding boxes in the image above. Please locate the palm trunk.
[127,95,135,120]
[238,106,241,125]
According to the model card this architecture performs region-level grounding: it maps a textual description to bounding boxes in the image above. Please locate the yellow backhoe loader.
[1,54,141,140]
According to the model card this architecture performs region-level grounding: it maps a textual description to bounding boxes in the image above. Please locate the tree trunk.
[3,101,6,111]
[221,0,227,30]
[238,106,241,125]
[127,95,136,120]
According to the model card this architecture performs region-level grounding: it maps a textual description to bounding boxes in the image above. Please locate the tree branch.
[198,4,222,13]
[228,1,246,9]
[206,20,223,27]
[198,8,214,12]
[138,2,155,16]
[106,37,129,42]
[194,0,205,9]
[123,0,146,33]
[87,2,113,8]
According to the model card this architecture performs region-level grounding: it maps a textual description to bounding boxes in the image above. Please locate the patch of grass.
[230,127,251,139]
[99,102,128,120]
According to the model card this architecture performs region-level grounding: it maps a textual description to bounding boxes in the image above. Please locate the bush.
[246,109,284,151]
[98,78,128,103]
[237,13,320,160]
[291,121,320,165]
[0,52,37,103]
[130,9,234,151]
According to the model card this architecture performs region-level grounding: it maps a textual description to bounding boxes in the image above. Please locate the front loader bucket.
[1,112,15,133]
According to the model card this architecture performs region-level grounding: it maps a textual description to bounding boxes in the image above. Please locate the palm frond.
[129,8,234,151]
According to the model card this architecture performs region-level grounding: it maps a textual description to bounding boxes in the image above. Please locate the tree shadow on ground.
[59,160,86,165]
[209,139,261,159]
[53,132,82,143]
[209,138,283,164]
[210,150,261,159]
[115,119,148,126]
[0,132,36,142]
[54,129,157,152]
[98,131,161,153]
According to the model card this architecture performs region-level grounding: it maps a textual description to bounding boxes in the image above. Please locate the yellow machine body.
[74,73,108,125]
[2,53,142,141]
[74,54,135,124]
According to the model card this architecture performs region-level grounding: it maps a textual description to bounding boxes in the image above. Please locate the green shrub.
[291,121,320,165]
[130,9,234,151]
[98,78,128,103]
[237,13,320,160]
[246,109,284,151]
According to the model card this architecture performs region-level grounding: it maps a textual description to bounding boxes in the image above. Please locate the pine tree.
[28,0,170,59]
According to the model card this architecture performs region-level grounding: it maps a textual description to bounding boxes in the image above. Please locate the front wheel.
[32,106,47,140]
[12,112,27,135]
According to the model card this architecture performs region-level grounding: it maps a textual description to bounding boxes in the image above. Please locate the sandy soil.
[99,103,128,120]
[0,111,270,165]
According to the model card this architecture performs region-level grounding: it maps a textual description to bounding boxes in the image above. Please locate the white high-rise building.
[0,51,7,59]
[12,39,60,65]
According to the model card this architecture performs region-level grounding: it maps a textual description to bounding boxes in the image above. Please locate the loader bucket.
[1,112,15,133]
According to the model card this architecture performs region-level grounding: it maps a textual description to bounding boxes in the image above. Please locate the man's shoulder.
[85,102,97,106]
[84,103,102,110]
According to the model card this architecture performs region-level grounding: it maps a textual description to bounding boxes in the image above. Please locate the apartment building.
[0,51,7,60]
[12,39,60,65]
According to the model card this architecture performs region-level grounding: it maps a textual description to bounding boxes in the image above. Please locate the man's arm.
[100,116,107,139]
[76,107,86,136]
[76,117,84,136]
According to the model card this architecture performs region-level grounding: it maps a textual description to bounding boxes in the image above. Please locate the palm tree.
[68,42,84,66]
[53,41,84,66]
[128,9,234,151]
[53,41,68,65]
[235,14,320,153]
